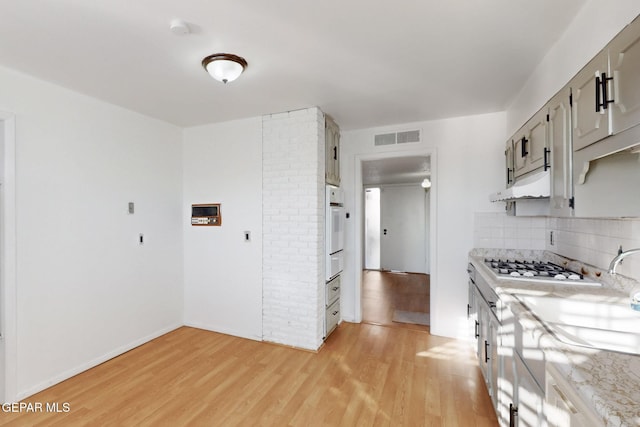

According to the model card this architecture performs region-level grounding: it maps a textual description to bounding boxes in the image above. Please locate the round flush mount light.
[201,53,248,84]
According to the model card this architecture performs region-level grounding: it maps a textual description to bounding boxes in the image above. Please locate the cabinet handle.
[509,403,518,427]
[601,72,614,110]
[333,145,337,160]
[506,167,512,184]
[475,321,479,339]
[596,74,602,112]
[520,137,528,157]
[467,303,471,317]
[543,147,550,171]
[332,310,339,316]
[551,384,578,414]
[332,286,339,291]
[484,340,489,363]
[489,301,496,309]
[596,72,615,112]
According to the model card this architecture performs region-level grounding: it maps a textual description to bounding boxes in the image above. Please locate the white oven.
[326,185,344,280]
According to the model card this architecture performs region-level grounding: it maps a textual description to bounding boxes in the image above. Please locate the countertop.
[469,249,640,427]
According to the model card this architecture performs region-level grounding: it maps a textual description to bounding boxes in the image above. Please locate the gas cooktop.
[483,258,600,285]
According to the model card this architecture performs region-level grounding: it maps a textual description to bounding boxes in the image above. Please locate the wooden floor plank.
[1,271,497,426]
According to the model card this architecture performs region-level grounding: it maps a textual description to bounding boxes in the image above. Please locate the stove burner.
[483,258,584,281]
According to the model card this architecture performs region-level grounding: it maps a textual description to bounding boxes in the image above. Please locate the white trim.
[0,111,17,402]
[353,148,437,327]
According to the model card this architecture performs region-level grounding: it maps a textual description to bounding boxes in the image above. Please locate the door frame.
[354,148,437,327]
[0,111,17,402]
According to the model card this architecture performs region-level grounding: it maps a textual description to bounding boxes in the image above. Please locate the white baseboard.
[183,321,263,342]
[16,322,182,401]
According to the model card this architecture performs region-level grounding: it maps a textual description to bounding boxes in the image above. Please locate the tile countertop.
[469,249,640,427]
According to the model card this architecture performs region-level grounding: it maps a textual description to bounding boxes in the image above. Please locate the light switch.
[128,202,135,214]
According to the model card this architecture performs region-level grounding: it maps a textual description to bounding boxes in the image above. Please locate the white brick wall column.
[262,107,325,350]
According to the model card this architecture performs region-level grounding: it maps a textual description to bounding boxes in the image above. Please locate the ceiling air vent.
[374,129,421,146]
[374,133,396,146]
[397,130,420,144]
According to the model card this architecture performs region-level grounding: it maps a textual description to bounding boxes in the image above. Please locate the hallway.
[361,270,430,333]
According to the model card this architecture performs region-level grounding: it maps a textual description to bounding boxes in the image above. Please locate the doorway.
[358,153,434,329]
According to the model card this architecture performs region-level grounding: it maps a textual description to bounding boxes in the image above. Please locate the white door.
[364,188,381,269]
[379,184,427,273]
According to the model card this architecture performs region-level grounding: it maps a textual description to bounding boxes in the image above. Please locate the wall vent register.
[191,203,221,226]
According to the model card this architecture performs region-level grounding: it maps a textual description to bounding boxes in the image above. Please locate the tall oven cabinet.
[324,185,344,338]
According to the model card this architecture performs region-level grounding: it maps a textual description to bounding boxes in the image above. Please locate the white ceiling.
[0,0,586,130]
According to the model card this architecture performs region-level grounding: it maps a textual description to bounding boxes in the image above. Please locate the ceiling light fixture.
[421,178,431,189]
[201,53,248,84]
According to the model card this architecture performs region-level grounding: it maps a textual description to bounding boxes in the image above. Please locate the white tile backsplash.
[474,213,640,282]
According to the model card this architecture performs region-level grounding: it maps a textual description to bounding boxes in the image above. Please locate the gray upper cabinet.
[505,138,515,187]
[547,87,574,216]
[572,16,640,152]
[499,14,640,218]
[325,115,340,186]
[513,108,548,179]
[571,50,611,151]
[610,16,640,135]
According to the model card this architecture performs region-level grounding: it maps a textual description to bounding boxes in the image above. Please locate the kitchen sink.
[514,294,640,355]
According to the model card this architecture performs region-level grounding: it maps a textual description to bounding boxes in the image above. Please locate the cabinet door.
[547,87,574,216]
[325,116,340,186]
[610,16,640,134]
[512,130,528,178]
[515,353,545,427]
[526,109,548,172]
[489,315,499,412]
[505,139,515,187]
[545,366,601,427]
[477,302,490,386]
[468,280,478,342]
[572,50,611,151]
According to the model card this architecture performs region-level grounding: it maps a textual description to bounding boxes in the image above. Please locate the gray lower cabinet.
[544,364,600,427]
[324,275,340,338]
[325,298,340,336]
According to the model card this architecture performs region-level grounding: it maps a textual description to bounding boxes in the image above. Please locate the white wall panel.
[0,65,183,399]
[182,117,263,341]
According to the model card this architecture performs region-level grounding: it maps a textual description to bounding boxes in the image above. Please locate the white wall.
[182,118,263,341]
[341,112,506,339]
[0,65,184,399]
[507,0,640,133]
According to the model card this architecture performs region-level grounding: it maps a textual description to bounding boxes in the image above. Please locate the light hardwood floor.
[362,270,430,332]
[0,323,497,426]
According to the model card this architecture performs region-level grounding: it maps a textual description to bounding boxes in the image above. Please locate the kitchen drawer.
[326,275,340,307]
[325,298,340,336]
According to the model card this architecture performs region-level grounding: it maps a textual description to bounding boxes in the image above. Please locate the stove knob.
[523,272,535,277]
[568,274,581,280]
[510,271,521,277]
[554,274,567,280]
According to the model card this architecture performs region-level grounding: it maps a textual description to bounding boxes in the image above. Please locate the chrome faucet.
[608,248,640,274]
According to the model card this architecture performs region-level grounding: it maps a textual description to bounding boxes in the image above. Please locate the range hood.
[490,170,550,202]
